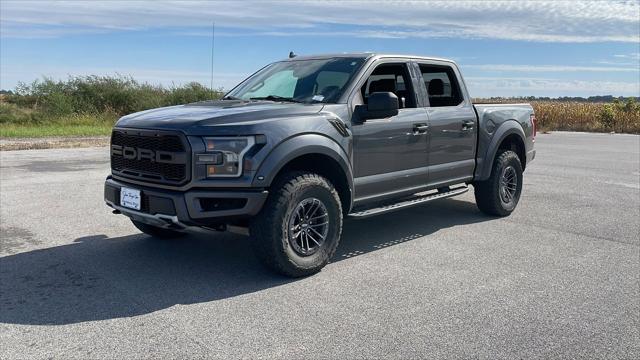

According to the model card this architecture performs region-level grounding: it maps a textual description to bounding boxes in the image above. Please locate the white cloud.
[1,0,638,43]
[465,76,640,97]
[595,60,639,66]
[463,64,639,73]
[613,52,640,60]
[592,53,640,67]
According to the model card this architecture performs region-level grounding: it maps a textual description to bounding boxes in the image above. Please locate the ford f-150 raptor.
[105,53,536,277]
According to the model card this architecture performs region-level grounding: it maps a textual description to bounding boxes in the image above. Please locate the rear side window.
[419,64,463,107]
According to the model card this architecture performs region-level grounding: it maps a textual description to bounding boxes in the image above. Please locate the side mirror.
[356,92,399,121]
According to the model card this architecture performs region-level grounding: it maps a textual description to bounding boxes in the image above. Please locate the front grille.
[111,157,186,181]
[111,131,185,152]
[110,129,190,185]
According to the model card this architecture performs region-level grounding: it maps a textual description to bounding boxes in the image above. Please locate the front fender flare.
[475,120,525,181]
[252,133,353,195]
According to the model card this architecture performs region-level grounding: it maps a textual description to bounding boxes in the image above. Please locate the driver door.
[351,61,429,203]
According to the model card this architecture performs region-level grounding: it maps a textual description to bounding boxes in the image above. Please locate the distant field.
[477,99,640,134]
[1,76,638,137]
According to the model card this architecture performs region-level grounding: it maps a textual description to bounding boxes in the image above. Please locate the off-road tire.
[131,220,187,239]
[250,172,343,277]
[474,149,523,216]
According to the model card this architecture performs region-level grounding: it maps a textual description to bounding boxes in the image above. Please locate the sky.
[1,0,639,98]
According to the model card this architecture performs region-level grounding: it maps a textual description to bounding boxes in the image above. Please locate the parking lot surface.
[1,132,638,359]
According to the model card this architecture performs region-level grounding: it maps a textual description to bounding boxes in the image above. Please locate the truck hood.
[115,100,325,131]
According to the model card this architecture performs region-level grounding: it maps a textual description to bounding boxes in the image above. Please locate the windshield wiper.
[250,95,302,103]
[222,95,242,100]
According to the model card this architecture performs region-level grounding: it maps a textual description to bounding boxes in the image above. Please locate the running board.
[348,186,469,219]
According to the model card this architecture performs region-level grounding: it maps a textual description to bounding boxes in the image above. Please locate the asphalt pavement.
[1,132,638,359]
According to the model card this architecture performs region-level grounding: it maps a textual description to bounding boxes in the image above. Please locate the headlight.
[200,136,255,177]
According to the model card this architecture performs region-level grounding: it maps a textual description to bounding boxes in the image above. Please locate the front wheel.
[250,172,343,277]
[474,149,523,216]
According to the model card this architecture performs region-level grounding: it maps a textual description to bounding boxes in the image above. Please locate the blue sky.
[1,0,639,97]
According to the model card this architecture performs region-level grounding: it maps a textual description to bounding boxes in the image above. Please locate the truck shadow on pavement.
[0,199,491,325]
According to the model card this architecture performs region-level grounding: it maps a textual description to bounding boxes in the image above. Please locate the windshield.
[226,57,366,104]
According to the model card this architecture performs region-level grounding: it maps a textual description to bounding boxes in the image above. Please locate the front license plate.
[120,187,141,210]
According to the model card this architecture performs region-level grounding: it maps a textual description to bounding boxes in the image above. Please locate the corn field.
[476,98,640,134]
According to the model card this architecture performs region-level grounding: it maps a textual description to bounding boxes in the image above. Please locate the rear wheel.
[250,172,343,277]
[131,220,186,239]
[474,149,523,216]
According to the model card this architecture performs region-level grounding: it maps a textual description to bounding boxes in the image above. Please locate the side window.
[360,63,416,109]
[419,65,463,107]
[363,74,395,98]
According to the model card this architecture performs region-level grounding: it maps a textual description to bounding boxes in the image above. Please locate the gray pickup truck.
[105,53,536,277]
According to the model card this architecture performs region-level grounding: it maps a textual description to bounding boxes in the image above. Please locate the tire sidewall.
[495,153,523,212]
[276,183,342,270]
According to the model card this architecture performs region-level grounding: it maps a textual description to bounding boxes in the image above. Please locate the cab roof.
[284,52,456,64]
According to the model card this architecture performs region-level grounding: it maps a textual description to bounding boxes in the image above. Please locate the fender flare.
[252,133,354,202]
[476,120,526,181]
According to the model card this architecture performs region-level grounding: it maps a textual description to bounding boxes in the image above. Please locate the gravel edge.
[0,136,110,151]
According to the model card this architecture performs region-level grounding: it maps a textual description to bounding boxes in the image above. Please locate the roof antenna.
[289,51,297,59]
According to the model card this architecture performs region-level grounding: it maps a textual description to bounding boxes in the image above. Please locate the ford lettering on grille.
[111,145,184,164]
[110,130,190,185]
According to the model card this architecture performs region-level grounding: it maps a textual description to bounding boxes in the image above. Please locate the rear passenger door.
[417,62,477,186]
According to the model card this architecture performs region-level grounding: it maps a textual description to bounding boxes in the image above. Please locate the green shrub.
[0,75,228,137]
[166,82,222,105]
[596,98,640,132]
[0,103,34,124]
[598,104,616,130]
[42,92,75,116]
[5,75,224,118]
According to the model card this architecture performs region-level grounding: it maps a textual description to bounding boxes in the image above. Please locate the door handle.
[412,123,429,135]
[461,121,475,131]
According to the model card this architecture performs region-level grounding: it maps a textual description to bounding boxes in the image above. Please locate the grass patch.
[1,124,114,138]
[0,106,117,137]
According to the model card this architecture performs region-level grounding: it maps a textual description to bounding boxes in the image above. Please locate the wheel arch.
[476,120,526,181]
[253,134,354,214]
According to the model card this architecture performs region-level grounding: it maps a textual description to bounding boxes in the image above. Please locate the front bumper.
[104,177,268,228]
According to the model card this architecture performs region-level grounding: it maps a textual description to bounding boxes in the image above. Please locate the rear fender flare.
[476,120,525,181]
